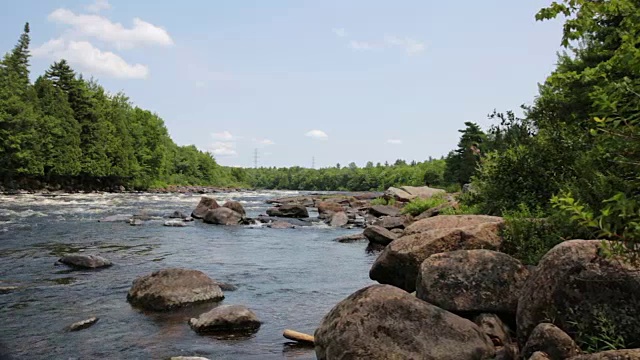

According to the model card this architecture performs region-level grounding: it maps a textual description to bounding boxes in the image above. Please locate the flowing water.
[0,191,377,359]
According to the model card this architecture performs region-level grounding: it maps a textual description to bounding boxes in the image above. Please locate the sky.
[0,0,565,168]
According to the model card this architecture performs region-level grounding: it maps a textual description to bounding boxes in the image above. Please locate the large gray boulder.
[416,250,529,315]
[329,212,349,227]
[516,240,640,347]
[192,197,220,219]
[385,186,446,202]
[203,207,242,225]
[58,254,112,269]
[222,201,246,216]
[370,222,503,292]
[372,216,409,230]
[368,205,400,217]
[266,204,309,218]
[363,225,398,246]
[189,305,261,335]
[127,268,224,311]
[314,284,495,360]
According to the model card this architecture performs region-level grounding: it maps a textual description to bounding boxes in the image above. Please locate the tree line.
[0,23,244,191]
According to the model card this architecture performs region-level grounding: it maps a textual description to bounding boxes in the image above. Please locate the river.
[0,191,377,359]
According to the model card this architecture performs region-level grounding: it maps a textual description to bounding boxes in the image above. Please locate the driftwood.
[283,329,315,344]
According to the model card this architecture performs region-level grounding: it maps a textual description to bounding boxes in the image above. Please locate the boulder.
[203,207,242,225]
[385,187,414,202]
[329,212,349,227]
[474,313,512,347]
[317,201,344,219]
[370,223,503,292]
[368,205,401,217]
[363,226,398,246]
[385,186,446,202]
[127,268,224,311]
[68,317,99,332]
[567,350,640,359]
[529,352,551,360]
[416,250,529,314]
[334,233,366,243]
[372,216,408,230]
[191,197,220,219]
[414,202,456,221]
[189,305,261,334]
[314,284,495,360]
[266,204,309,218]
[222,201,246,216]
[58,254,112,269]
[516,240,640,347]
[404,215,504,236]
[522,323,580,360]
[268,221,295,229]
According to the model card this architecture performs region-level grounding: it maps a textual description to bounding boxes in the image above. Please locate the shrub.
[370,197,396,206]
[401,195,447,216]
[439,203,481,215]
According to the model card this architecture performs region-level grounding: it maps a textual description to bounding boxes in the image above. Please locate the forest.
[0,24,245,191]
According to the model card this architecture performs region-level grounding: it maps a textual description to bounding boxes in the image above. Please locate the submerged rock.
[334,233,366,243]
[189,305,261,334]
[127,268,224,311]
[268,221,296,229]
[68,317,99,332]
[58,254,112,269]
[169,211,188,219]
[314,284,495,360]
[192,197,220,219]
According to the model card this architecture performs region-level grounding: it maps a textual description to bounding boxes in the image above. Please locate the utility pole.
[254,148,258,168]
[312,156,315,169]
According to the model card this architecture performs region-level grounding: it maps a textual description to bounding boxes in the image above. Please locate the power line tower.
[254,148,258,168]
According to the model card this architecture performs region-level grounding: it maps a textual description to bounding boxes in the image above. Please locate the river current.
[0,191,376,359]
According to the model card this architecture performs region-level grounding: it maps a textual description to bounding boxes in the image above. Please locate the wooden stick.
[283,329,315,344]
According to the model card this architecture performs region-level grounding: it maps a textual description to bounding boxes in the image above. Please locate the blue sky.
[0,0,564,168]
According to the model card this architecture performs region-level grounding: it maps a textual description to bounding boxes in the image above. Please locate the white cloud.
[386,139,403,145]
[305,130,328,140]
[383,35,425,55]
[212,131,234,140]
[332,28,347,37]
[32,38,149,79]
[209,142,237,156]
[48,8,173,49]
[86,0,111,13]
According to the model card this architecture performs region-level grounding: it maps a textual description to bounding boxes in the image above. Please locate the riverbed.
[0,191,376,359]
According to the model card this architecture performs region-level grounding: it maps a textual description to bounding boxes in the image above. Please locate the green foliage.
[370,197,396,206]
[0,24,242,190]
[500,204,590,265]
[567,308,626,354]
[401,195,447,216]
[444,122,486,186]
[439,203,480,215]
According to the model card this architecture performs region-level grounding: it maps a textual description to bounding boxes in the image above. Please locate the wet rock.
[522,323,580,360]
[164,220,189,227]
[0,286,18,294]
[266,204,309,218]
[183,216,194,222]
[314,284,495,360]
[98,214,132,222]
[191,197,220,219]
[363,225,398,246]
[214,282,237,291]
[370,222,503,292]
[189,305,261,334]
[474,313,512,347]
[203,207,242,225]
[58,254,112,269]
[222,201,246,217]
[127,268,224,311]
[567,350,640,359]
[334,233,366,243]
[329,212,349,227]
[368,205,400,217]
[416,250,529,315]
[268,221,296,229]
[129,218,146,226]
[372,216,408,230]
[516,240,640,347]
[317,201,344,219]
[169,211,187,219]
[68,317,99,332]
